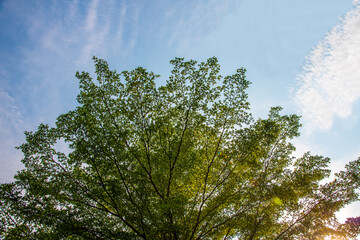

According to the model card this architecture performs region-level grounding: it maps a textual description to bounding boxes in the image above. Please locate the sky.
[1,0,360,223]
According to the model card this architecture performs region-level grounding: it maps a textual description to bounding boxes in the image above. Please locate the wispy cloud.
[114,1,127,47]
[84,0,99,32]
[0,92,23,140]
[295,4,360,132]
[79,0,113,64]
[0,91,24,182]
[0,0,240,183]
[166,0,239,51]
[0,0,127,181]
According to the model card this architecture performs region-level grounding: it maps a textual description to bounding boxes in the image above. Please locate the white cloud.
[295,4,360,132]
[290,139,312,158]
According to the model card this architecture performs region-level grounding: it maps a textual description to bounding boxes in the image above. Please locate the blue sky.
[1,0,360,222]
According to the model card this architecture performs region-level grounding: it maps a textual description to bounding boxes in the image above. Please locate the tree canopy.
[1,57,359,239]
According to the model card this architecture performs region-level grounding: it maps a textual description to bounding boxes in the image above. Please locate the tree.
[339,217,360,239]
[1,57,359,239]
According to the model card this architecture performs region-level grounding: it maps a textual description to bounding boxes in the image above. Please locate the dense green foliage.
[1,57,360,239]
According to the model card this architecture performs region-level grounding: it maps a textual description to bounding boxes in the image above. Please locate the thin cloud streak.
[0,91,24,182]
[80,1,113,64]
[84,0,99,32]
[114,2,127,48]
[167,0,239,51]
[295,4,360,132]
[0,0,255,183]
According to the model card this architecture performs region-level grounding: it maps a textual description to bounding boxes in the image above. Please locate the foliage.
[1,57,360,239]
[338,217,360,239]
